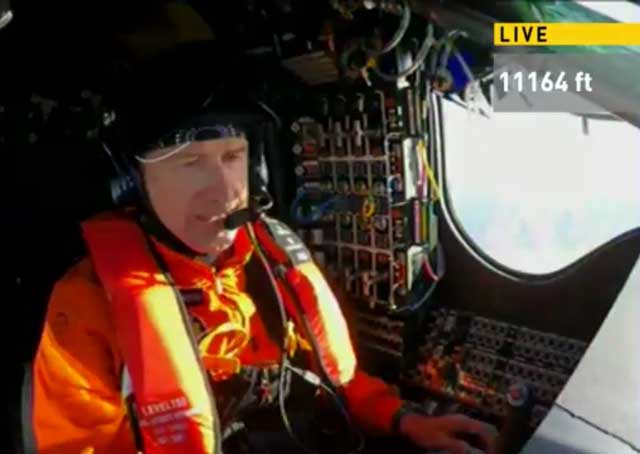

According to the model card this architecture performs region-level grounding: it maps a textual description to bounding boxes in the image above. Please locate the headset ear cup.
[248,124,273,212]
[250,146,269,194]
[115,152,144,207]
[102,139,141,207]
[110,171,138,207]
[101,116,143,208]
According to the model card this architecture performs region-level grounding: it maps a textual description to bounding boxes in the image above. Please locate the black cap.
[105,40,262,156]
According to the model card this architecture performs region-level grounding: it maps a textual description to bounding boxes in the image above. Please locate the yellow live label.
[494,23,640,46]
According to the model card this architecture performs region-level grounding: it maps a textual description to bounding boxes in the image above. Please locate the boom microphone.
[0,0,12,30]
[223,208,253,230]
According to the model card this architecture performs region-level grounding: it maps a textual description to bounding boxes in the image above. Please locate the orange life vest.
[81,212,357,454]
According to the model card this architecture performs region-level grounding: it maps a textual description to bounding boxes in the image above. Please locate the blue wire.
[291,191,338,225]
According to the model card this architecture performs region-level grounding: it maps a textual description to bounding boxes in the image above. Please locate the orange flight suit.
[26,216,404,453]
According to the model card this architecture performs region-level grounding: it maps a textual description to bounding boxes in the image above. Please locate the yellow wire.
[335,1,359,20]
[417,140,442,201]
[362,195,376,219]
[417,140,427,196]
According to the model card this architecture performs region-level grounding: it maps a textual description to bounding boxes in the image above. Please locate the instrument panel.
[290,87,437,313]
[403,308,586,432]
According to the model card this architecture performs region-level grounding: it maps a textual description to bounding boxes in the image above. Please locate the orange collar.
[150,227,254,289]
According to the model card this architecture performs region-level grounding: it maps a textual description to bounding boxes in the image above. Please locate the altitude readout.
[498,70,593,93]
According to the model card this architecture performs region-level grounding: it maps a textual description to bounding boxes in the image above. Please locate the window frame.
[431,91,640,283]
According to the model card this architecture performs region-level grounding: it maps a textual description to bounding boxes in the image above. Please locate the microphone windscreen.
[224,209,252,230]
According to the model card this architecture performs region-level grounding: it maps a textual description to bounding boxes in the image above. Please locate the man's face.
[141,137,249,256]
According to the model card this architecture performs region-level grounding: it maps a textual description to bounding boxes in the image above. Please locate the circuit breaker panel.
[290,85,440,317]
[401,308,587,432]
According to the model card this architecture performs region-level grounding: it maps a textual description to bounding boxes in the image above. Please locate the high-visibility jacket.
[24,212,404,454]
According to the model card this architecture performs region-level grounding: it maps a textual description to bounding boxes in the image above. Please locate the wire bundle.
[290,191,339,225]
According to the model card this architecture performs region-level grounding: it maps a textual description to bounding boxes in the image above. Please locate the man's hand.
[399,413,499,454]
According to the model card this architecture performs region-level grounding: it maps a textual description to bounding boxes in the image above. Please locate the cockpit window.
[442,100,640,274]
[529,0,640,25]
[574,1,640,24]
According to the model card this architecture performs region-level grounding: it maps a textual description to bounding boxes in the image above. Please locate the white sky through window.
[443,100,640,274]
[576,1,640,23]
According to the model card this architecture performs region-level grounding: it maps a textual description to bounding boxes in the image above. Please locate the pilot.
[22,41,497,454]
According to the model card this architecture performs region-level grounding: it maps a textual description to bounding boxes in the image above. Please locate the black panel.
[435,220,640,342]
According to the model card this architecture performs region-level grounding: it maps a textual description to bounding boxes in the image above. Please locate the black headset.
[100,110,139,208]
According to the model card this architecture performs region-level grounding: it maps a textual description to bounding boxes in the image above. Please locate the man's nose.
[207,161,242,203]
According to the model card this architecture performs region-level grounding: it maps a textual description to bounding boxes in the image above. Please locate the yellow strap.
[297,334,313,352]
[285,321,298,358]
[284,321,313,357]
[199,321,250,358]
